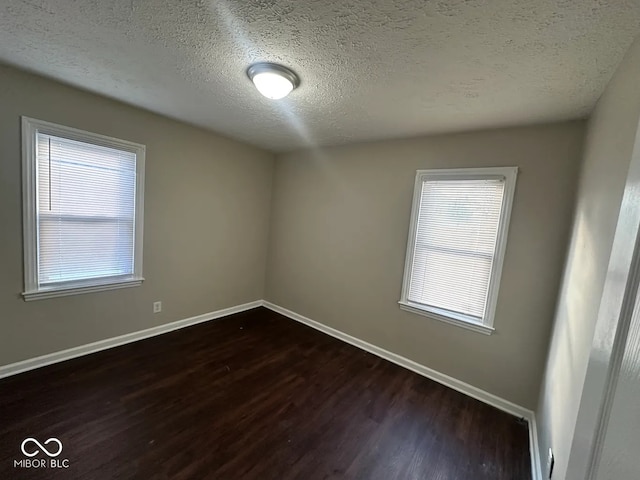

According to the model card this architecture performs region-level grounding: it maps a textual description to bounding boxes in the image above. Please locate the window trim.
[398,166,518,335]
[21,117,146,301]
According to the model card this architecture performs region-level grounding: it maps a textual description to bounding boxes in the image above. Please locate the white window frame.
[399,166,518,335]
[21,117,146,301]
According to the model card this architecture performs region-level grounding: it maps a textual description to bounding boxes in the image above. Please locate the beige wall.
[536,36,640,480]
[265,123,585,408]
[0,65,275,366]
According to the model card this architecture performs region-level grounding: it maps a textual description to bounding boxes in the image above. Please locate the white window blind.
[36,133,137,286]
[408,178,504,320]
[22,117,145,300]
[400,168,517,334]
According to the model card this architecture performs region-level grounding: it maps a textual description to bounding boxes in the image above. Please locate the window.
[21,117,145,301]
[399,167,517,334]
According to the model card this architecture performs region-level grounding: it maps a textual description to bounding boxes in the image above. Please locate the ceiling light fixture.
[247,62,300,100]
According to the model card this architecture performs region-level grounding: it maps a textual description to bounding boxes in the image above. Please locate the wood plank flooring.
[0,307,531,479]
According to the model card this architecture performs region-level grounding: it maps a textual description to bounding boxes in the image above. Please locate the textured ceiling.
[1,1,639,152]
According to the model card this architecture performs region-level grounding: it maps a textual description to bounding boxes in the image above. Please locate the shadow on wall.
[537,204,611,479]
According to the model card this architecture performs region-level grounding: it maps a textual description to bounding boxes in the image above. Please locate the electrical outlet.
[547,448,555,478]
[153,301,162,313]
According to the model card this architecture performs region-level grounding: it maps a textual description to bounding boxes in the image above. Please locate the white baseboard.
[0,300,262,380]
[529,413,543,480]
[262,301,543,480]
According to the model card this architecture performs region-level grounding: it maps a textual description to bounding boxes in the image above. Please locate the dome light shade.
[247,63,300,100]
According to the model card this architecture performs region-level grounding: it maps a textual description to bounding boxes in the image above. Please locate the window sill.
[23,278,144,301]
[398,301,495,335]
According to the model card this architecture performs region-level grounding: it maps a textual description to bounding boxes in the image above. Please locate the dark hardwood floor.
[0,307,531,480]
